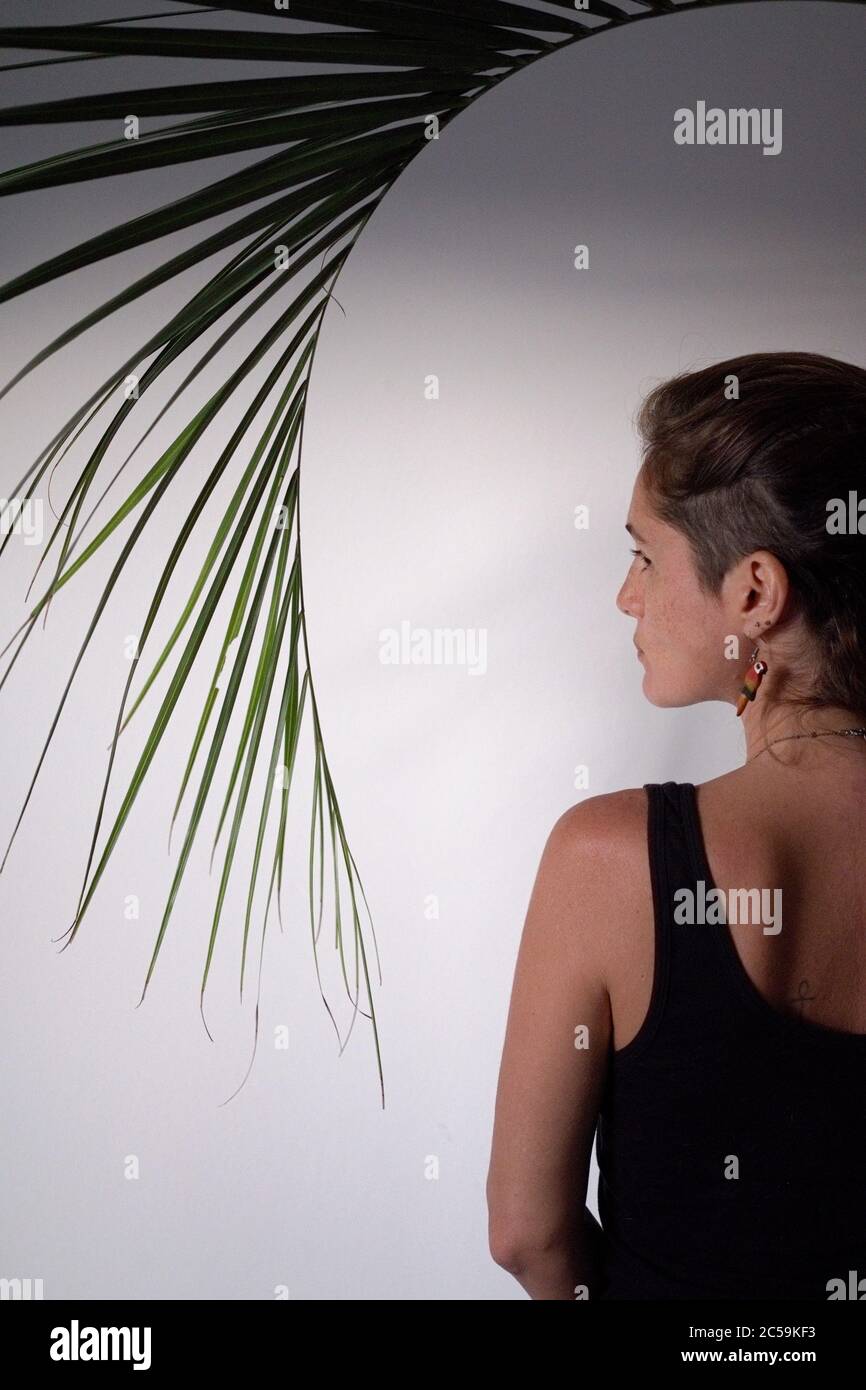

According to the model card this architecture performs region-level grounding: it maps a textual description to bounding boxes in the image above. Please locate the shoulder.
[542,789,654,992]
[529,789,652,978]
[544,787,650,867]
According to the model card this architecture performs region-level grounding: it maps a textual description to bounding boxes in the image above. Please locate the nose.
[616,571,642,619]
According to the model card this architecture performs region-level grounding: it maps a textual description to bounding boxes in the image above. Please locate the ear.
[728,549,790,632]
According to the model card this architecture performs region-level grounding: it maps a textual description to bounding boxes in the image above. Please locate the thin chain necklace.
[747,726,866,764]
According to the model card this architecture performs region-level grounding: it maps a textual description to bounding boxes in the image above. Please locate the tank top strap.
[638,780,735,1052]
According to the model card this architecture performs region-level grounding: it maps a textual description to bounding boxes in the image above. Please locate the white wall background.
[0,0,864,1298]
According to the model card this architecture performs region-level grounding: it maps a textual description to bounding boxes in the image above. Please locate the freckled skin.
[616,466,866,772]
[616,469,757,712]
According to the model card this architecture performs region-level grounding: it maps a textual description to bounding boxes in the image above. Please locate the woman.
[486,351,866,1300]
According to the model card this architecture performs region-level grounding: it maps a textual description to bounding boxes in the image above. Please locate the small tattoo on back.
[792,979,816,1015]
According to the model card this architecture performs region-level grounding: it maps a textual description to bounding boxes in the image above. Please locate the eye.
[629,546,651,569]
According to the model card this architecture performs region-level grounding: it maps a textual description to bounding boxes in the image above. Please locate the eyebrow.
[625,522,647,542]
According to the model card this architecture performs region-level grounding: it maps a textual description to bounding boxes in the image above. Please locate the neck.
[739,700,866,765]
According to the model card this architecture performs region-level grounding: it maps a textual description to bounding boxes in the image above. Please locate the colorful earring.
[736,644,768,717]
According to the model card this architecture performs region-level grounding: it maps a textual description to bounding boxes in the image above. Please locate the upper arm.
[486,789,646,1264]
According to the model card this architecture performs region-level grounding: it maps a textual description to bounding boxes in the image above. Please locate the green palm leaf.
[0,0,831,1107]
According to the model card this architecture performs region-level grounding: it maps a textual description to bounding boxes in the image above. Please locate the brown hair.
[635,351,866,721]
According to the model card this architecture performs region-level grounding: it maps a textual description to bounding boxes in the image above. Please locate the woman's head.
[617,351,866,723]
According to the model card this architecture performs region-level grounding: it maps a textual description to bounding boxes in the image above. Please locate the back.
[595,780,866,1300]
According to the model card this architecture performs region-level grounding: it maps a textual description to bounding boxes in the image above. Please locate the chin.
[639,667,701,708]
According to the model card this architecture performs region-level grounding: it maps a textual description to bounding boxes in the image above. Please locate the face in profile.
[616,470,745,710]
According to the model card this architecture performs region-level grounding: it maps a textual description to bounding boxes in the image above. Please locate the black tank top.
[594,780,866,1300]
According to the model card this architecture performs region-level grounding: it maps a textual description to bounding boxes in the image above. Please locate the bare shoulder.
[537,789,653,991]
[547,787,650,862]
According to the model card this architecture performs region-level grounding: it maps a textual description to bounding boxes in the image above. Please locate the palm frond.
[0,0,794,1106]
